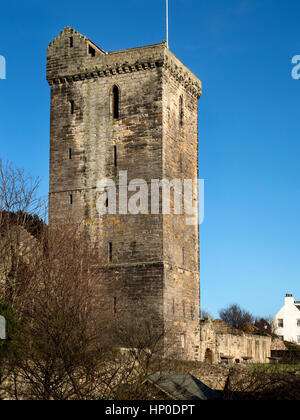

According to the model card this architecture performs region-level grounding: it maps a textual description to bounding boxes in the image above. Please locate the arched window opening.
[205,348,214,364]
[112,85,120,119]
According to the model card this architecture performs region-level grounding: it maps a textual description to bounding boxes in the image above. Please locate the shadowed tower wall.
[47,27,202,360]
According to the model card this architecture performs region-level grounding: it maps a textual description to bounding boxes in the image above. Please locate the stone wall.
[200,318,272,364]
[0,226,37,286]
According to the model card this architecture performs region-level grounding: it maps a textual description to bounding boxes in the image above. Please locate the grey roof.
[147,373,222,401]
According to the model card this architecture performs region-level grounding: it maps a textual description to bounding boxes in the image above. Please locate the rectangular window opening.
[69,148,72,160]
[70,37,73,48]
[69,194,73,205]
[278,319,284,328]
[88,45,96,57]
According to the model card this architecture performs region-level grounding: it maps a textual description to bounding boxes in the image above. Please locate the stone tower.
[47,27,202,360]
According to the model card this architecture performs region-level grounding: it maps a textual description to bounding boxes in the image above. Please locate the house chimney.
[285,294,294,305]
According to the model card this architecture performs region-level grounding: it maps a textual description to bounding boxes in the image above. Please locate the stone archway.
[204,348,214,364]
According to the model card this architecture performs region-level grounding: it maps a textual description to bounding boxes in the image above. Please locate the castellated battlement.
[47,27,201,361]
[47,27,202,99]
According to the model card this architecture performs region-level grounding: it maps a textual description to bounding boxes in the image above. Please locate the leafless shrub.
[0,158,46,304]
[223,366,300,400]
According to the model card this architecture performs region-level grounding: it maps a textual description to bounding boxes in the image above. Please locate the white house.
[273,294,300,344]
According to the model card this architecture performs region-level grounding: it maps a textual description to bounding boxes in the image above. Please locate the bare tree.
[219,304,254,330]
[0,159,172,400]
[0,223,169,400]
[223,366,300,400]
[0,158,46,304]
[254,317,273,334]
[200,309,212,320]
[2,225,113,400]
[105,316,168,400]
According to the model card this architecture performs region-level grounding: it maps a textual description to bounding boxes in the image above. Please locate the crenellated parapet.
[47,27,202,99]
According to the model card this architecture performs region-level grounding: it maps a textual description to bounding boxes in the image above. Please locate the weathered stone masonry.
[47,27,202,360]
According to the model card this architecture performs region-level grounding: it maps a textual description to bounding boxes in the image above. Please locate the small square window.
[278,319,284,328]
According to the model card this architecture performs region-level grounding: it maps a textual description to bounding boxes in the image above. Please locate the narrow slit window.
[114,297,117,314]
[112,85,119,119]
[88,45,96,57]
[69,148,72,160]
[108,242,112,262]
[180,334,185,349]
[179,95,184,127]
[114,146,117,167]
[70,100,75,115]
[69,194,73,205]
[70,37,73,48]
[191,304,194,320]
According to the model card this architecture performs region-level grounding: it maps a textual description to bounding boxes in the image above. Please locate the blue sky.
[0,0,300,318]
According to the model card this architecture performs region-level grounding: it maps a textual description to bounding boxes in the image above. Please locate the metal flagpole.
[166,0,169,48]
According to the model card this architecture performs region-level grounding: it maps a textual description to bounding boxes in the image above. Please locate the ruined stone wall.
[271,337,287,351]
[0,227,38,286]
[47,27,202,360]
[200,319,272,364]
